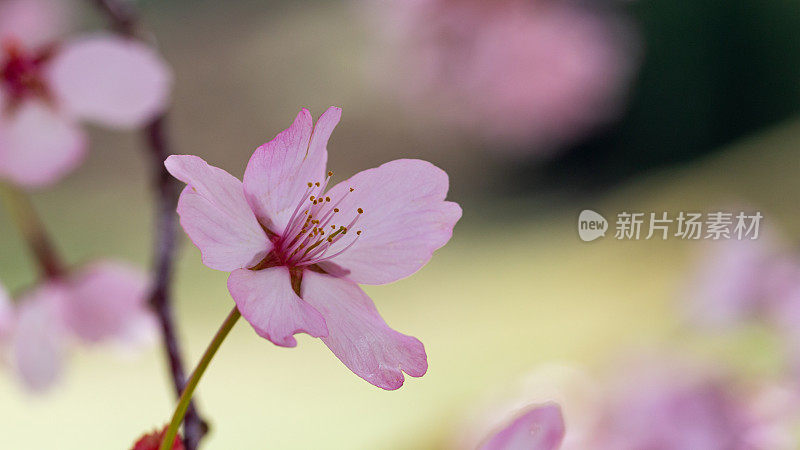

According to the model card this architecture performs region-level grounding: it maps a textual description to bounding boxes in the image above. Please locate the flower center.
[271,171,364,268]
[1,39,55,112]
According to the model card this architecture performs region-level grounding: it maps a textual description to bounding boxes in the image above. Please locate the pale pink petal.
[47,34,172,128]
[323,159,461,284]
[165,155,271,271]
[686,238,772,329]
[0,0,74,49]
[0,282,13,339]
[242,107,339,232]
[113,310,158,351]
[301,271,427,390]
[481,403,566,450]
[0,101,86,187]
[63,261,152,344]
[13,283,67,391]
[227,266,327,347]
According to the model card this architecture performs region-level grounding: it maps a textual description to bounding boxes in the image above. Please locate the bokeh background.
[2,0,800,448]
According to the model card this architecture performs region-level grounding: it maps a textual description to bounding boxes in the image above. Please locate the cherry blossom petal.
[0,0,73,49]
[324,159,461,284]
[165,155,270,271]
[242,107,339,232]
[227,266,327,347]
[47,34,172,128]
[0,282,13,339]
[301,271,427,390]
[481,403,565,450]
[13,284,67,391]
[63,261,152,344]
[0,101,86,187]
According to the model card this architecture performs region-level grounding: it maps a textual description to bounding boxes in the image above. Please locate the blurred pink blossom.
[0,0,172,188]
[4,260,154,391]
[480,403,565,450]
[685,237,777,328]
[456,359,800,450]
[589,358,799,450]
[452,364,600,450]
[0,281,12,340]
[685,232,800,372]
[481,403,564,450]
[368,0,639,154]
[166,107,461,390]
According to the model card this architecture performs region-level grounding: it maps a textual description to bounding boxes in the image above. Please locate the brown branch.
[87,1,209,448]
[145,116,209,450]
[0,184,66,280]
[91,0,137,37]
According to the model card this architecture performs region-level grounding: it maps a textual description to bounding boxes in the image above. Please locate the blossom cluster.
[460,358,799,450]
[0,0,171,188]
[0,262,154,391]
[686,231,800,367]
[0,0,166,391]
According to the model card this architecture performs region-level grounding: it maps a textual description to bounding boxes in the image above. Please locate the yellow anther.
[357,208,363,214]
[325,196,331,202]
[315,182,320,187]
[349,187,354,192]
[307,182,312,187]
[356,230,362,235]
[334,208,339,213]
[328,171,333,176]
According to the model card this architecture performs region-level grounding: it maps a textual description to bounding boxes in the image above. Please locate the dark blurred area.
[529,0,800,192]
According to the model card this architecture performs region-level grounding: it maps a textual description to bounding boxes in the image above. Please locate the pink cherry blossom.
[589,359,785,450]
[480,403,565,450]
[368,0,638,154]
[0,281,13,340]
[686,233,800,376]
[685,233,800,328]
[166,107,461,390]
[0,0,172,188]
[685,237,777,328]
[452,364,600,450]
[6,260,153,391]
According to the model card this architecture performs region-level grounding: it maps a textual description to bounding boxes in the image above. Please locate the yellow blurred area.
[0,1,798,448]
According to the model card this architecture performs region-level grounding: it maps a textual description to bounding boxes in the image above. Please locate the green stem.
[159,306,241,450]
[0,183,65,279]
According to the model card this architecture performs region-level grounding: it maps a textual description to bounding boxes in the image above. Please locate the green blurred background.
[2,0,800,448]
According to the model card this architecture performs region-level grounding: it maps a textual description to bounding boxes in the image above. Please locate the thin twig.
[91,0,137,37]
[0,184,65,279]
[159,307,241,450]
[87,1,209,448]
[145,116,209,449]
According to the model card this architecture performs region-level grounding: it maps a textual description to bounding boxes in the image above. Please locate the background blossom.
[0,0,172,187]
[5,260,153,391]
[366,0,639,154]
